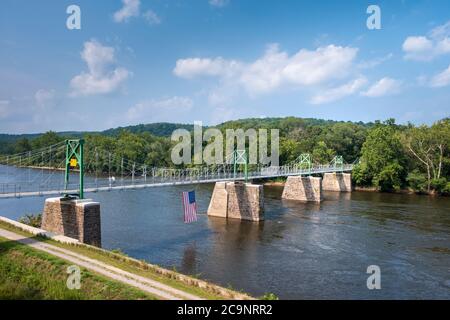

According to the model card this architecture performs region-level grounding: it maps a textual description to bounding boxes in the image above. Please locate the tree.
[31,131,63,149]
[322,122,367,162]
[279,138,301,164]
[402,119,450,192]
[312,141,335,163]
[357,121,407,191]
[406,170,428,192]
[431,119,450,181]
[14,138,31,154]
[376,163,404,191]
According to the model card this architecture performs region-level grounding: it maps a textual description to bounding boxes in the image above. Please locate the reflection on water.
[0,182,449,299]
[181,243,197,273]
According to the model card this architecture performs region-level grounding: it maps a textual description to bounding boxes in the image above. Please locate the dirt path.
[0,228,203,300]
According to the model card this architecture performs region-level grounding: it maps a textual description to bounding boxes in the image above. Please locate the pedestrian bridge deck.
[0,164,352,199]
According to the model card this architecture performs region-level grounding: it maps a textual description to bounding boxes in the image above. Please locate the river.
[1,173,449,299]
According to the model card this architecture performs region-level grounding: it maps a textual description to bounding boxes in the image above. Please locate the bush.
[261,292,279,300]
[352,164,372,187]
[19,213,42,228]
[374,163,404,192]
[431,177,448,194]
[406,170,428,192]
[443,182,450,194]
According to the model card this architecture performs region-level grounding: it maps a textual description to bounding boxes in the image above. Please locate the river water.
[1,174,449,299]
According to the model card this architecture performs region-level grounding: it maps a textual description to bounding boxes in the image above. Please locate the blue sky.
[0,0,449,133]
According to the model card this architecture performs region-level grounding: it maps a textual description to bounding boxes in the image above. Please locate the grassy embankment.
[0,220,251,300]
[0,235,157,300]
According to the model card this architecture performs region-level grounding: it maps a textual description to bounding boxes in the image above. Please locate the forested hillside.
[1,117,449,194]
[101,122,195,137]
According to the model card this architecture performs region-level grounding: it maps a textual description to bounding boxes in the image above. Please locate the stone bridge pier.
[322,173,352,192]
[207,182,264,221]
[41,197,101,247]
[281,173,352,202]
[281,176,323,202]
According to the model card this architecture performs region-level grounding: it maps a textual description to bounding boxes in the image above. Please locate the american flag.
[182,190,198,223]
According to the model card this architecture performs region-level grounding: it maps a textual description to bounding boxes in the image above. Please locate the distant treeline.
[1,117,449,194]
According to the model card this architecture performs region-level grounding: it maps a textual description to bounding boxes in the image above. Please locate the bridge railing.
[0,163,353,198]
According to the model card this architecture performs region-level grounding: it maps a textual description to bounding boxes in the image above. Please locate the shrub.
[406,170,428,192]
[261,292,279,300]
[352,163,372,187]
[19,213,42,228]
[443,182,450,194]
[374,163,404,192]
[431,177,448,194]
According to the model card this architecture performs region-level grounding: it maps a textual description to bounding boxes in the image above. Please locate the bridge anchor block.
[41,197,101,247]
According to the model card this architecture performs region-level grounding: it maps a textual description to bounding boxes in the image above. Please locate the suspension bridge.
[0,139,354,199]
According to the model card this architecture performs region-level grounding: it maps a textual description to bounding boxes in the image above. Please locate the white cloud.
[402,36,433,60]
[143,10,161,25]
[114,0,140,23]
[70,40,131,96]
[435,37,450,54]
[310,77,367,104]
[429,21,450,39]
[361,77,402,97]
[402,21,450,61]
[209,0,229,7]
[127,96,193,121]
[114,0,161,25]
[430,64,450,88]
[174,44,359,96]
[174,57,242,79]
[243,44,358,95]
[403,36,433,52]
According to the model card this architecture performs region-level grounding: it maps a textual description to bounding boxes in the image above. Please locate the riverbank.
[0,218,253,300]
[263,180,449,196]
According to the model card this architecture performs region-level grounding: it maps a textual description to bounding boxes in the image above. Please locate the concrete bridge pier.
[322,173,352,192]
[207,182,264,221]
[41,197,101,247]
[282,176,323,202]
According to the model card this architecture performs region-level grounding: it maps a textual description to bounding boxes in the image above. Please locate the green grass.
[260,292,279,300]
[44,242,225,299]
[0,220,250,300]
[0,236,157,300]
